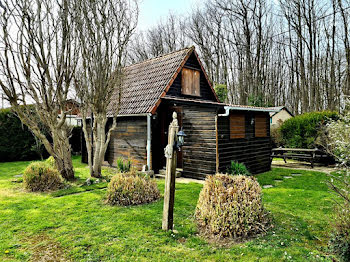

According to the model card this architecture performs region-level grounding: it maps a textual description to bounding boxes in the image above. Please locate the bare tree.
[129,12,187,63]
[0,0,78,180]
[129,0,350,114]
[73,0,138,177]
[337,0,350,96]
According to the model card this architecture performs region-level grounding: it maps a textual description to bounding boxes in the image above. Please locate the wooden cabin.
[82,47,277,178]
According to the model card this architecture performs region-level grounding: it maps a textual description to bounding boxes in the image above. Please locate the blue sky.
[137,0,202,31]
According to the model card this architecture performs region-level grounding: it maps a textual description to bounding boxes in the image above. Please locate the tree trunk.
[55,153,75,180]
[52,129,75,180]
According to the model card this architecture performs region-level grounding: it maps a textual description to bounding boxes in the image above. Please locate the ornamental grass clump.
[116,157,131,173]
[23,162,64,192]
[195,174,269,239]
[227,160,250,176]
[106,171,160,206]
[45,156,57,169]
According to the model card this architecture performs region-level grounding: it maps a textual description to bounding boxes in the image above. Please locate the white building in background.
[269,106,294,130]
[58,99,81,127]
[65,115,81,126]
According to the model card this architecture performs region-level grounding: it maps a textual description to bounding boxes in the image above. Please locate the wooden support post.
[215,115,219,173]
[162,112,179,231]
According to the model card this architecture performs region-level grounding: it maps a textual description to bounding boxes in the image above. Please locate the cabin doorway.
[154,105,183,172]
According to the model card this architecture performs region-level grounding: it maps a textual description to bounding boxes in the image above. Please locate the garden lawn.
[0,157,337,261]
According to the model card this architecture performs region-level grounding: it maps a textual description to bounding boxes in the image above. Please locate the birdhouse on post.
[162,112,179,231]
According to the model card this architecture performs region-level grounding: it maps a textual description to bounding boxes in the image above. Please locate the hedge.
[0,108,81,162]
[279,110,338,149]
[0,108,44,161]
[70,126,82,154]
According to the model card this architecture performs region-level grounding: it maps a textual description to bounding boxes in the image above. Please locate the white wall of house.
[62,115,81,127]
[270,109,293,130]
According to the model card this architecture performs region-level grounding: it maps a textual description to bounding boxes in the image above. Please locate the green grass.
[0,157,337,261]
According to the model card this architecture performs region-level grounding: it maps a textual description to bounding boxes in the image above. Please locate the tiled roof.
[266,106,285,111]
[267,106,294,116]
[224,104,281,112]
[108,47,194,116]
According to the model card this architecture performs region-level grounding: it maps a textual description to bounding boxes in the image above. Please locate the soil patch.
[27,234,70,262]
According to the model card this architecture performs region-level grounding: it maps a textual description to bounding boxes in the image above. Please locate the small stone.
[84,178,92,186]
[284,176,293,179]
[172,229,179,234]
[274,179,283,183]
[263,185,274,189]
[291,173,302,176]
[14,174,23,178]
[95,179,100,184]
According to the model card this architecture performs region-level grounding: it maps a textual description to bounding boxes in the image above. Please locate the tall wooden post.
[162,112,179,231]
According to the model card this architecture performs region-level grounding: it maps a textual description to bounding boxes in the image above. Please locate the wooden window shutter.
[182,68,192,95]
[192,70,200,96]
[181,68,200,96]
[255,113,268,137]
[230,112,245,139]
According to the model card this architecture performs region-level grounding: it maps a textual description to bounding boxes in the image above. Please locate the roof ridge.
[125,46,194,69]
[226,104,275,109]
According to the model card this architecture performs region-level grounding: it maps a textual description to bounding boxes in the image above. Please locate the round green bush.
[23,162,64,192]
[195,174,269,239]
[106,171,160,206]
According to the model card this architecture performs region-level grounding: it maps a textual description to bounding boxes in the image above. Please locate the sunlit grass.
[0,157,337,261]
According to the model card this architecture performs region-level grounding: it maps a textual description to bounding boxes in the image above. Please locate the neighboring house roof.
[268,106,294,117]
[108,46,219,116]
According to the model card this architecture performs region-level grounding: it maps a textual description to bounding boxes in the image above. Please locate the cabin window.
[230,112,245,139]
[181,68,200,96]
[255,113,268,137]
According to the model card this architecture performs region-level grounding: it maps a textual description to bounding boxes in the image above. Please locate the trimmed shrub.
[227,161,250,176]
[280,111,338,149]
[23,162,64,192]
[106,171,160,206]
[329,205,350,261]
[195,174,269,239]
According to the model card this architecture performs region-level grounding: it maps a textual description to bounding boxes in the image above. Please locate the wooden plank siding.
[217,111,271,174]
[105,116,147,169]
[181,105,218,179]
